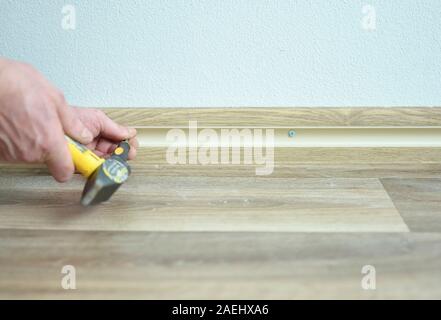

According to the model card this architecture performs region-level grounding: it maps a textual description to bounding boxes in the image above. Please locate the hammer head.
[80,142,131,206]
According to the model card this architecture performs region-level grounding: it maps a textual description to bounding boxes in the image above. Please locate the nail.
[81,128,93,142]
[128,127,137,137]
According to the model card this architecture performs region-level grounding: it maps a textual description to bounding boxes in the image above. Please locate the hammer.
[65,136,131,206]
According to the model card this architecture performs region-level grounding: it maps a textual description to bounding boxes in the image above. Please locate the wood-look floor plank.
[381,178,441,232]
[129,164,441,178]
[0,175,408,232]
[0,230,440,299]
[2,163,441,178]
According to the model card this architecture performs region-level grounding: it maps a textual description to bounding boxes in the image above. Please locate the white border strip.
[135,127,441,148]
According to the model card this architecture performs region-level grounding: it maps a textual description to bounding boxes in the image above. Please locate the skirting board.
[1,107,441,177]
[103,107,441,127]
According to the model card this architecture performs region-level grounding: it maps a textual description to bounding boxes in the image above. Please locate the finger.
[127,137,138,160]
[96,110,137,141]
[95,138,118,156]
[129,136,139,149]
[45,127,75,182]
[94,137,137,160]
[55,97,93,144]
[85,138,98,151]
[92,149,108,158]
[97,137,138,160]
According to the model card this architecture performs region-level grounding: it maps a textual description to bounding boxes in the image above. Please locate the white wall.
[1,0,440,107]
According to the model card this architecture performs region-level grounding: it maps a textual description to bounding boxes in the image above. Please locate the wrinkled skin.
[0,58,138,182]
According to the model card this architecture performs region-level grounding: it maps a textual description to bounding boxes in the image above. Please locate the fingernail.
[81,128,93,142]
[57,171,73,183]
[128,127,137,137]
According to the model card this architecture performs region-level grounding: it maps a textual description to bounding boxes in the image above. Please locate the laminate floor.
[0,166,440,299]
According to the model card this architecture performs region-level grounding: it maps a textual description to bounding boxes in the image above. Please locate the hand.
[73,107,138,160]
[0,58,138,182]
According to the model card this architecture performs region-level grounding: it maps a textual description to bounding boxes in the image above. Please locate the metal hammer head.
[80,141,131,206]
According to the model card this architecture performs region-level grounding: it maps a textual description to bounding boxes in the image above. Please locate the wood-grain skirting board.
[104,107,441,178]
[1,107,441,177]
[103,107,441,127]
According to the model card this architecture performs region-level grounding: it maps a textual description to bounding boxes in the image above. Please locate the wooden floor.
[0,162,440,299]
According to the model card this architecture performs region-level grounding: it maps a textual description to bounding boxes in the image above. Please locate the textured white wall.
[1,0,440,107]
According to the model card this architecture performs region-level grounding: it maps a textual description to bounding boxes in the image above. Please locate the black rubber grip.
[112,140,130,161]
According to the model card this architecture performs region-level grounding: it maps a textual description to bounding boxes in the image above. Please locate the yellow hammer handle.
[65,136,104,178]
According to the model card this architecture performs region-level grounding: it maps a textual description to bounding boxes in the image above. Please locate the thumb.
[58,104,94,144]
